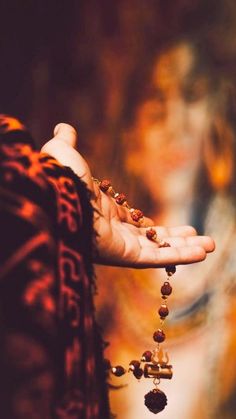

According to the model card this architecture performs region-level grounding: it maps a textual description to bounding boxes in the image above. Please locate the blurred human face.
[128,43,211,208]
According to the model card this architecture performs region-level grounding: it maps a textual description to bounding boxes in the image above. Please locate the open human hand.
[41,123,215,268]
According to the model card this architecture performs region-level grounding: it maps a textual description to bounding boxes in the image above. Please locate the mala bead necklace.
[98,178,144,223]
[94,178,175,414]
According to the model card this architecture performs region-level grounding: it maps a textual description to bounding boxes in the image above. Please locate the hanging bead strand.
[94,178,175,415]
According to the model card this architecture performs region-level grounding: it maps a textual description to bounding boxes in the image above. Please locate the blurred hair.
[122,38,236,199]
[203,82,236,193]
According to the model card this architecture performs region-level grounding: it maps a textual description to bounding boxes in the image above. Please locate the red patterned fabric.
[0,116,110,418]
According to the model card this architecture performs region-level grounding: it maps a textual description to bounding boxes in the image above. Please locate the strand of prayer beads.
[94,178,176,414]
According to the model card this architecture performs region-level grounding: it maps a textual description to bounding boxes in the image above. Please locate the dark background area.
[0,0,235,154]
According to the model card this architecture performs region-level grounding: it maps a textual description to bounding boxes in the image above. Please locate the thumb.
[53,123,78,148]
[41,123,93,189]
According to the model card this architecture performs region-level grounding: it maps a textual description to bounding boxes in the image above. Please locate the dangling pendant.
[96,183,176,414]
[144,388,167,414]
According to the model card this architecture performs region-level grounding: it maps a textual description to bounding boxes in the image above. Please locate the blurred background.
[2,1,236,418]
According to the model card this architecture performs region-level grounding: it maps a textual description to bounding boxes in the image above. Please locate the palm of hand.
[41,123,215,268]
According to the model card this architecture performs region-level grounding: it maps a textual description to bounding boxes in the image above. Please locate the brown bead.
[146,228,157,241]
[111,365,126,376]
[161,281,172,296]
[158,304,169,318]
[100,179,111,192]
[130,208,144,222]
[141,350,152,362]
[129,360,141,371]
[144,389,167,414]
[133,368,143,379]
[165,265,176,276]
[115,193,127,205]
[153,329,166,343]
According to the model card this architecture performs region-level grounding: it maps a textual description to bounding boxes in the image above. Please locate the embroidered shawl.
[0,116,110,418]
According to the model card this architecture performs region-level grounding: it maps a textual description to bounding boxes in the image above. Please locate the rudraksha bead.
[141,350,152,362]
[99,179,111,192]
[144,389,167,414]
[115,193,127,205]
[161,281,172,296]
[133,368,144,379]
[130,208,144,222]
[129,360,141,371]
[111,366,126,377]
[146,228,157,241]
[153,329,166,343]
[165,265,176,276]
[158,304,169,318]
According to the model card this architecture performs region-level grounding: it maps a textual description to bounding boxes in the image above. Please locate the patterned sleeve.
[0,115,110,419]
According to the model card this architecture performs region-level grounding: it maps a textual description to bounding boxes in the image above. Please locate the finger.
[139,234,215,253]
[53,123,78,148]
[41,123,93,188]
[42,137,88,179]
[140,216,154,227]
[117,204,154,227]
[138,245,207,268]
[166,235,215,253]
[141,225,197,238]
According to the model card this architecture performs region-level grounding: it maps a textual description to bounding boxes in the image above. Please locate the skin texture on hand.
[41,123,215,268]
